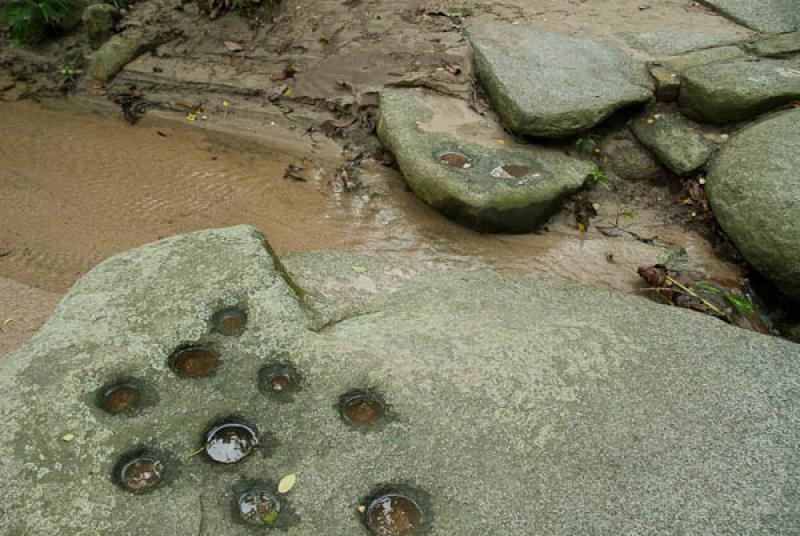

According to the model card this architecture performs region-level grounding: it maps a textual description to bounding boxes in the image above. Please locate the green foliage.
[577,134,612,189]
[693,280,755,314]
[575,135,600,157]
[1,0,78,44]
[588,163,609,190]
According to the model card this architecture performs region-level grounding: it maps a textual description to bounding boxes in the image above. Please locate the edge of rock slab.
[698,0,800,34]
[468,24,653,138]
[620,30,750,57]
[377,88,593,233]
[680,57,800,124]
[630,112,715,175]
[706,108,800,302]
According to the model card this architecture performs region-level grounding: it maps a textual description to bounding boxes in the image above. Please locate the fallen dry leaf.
[224,40,243,52]
[337,79,358,96]
[278,473,296,494]
[443,62,461,75]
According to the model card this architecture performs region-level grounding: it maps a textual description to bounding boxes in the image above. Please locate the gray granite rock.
[699,0,800,34]
[706,108,800,302]
[609,138,665,180]
[469,23,653,138]
[649,64,681,101]
[680,58,800,124]
[661,45,746,74]
[631,112,715,175]
[89,31,164,82]
[82,3,118,49]
[749,31,800,58]
[1,225,799,535]
[621,30,749,56]
[377,88,592,232]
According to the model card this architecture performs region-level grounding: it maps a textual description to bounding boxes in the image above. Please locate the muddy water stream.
[0,100,738,298]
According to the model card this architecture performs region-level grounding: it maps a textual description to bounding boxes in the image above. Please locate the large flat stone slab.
[1,225,799,534]
[707,109,800,302]
[680,58,800,124]
[699,0,800,34]
[469,24,653,138]
[377,88,592,233]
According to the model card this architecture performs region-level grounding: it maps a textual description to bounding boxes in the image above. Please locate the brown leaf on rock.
[443,61,461,75]
[336,80,358,96]
[320,116,358,137]
[224,40,243,52]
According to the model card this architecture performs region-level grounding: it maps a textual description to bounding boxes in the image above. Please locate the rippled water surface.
[0,100,738,293]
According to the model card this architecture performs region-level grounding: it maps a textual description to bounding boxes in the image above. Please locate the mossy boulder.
[2,225,800,534]
[89,31,160,82]
[630,112,715,175]
[82,3,118,49]
[377,88,592,232]
[468,23,653,138]
[620,30,748,56]
[706,108,800,302]
[680,58,800,124]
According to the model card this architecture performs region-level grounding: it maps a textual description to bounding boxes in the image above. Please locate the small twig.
[665,276,733,323]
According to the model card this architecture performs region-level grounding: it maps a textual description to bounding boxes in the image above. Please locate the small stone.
[609,139,664,181]
[631,112,715,175]
[649,65,680,101]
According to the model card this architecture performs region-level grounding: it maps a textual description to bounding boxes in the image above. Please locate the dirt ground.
[0,0,766,354]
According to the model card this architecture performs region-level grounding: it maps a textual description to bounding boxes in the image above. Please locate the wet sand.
[0,99,741,355]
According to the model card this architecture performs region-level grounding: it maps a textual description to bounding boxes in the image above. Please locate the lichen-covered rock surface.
[2,225,800,535]
[680,58,800,124]
[377,88,592,232]
[630,112,715,175]
[620,30,749,56]
[89,31,163,82]
[699,0,800,33]
[468,23,653,138]
[706,108,800,302]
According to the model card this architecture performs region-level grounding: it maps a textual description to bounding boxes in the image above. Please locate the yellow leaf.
[278,473,296,494]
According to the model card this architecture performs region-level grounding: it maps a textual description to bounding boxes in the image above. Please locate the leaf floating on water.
[278,473,296,494]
